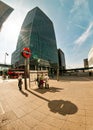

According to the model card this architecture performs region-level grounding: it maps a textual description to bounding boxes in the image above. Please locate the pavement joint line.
[0,102,5,115]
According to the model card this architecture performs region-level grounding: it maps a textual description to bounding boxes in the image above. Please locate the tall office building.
[58,49,66,70]
[11,7,58,70]
[84,58,88,68]
[88,47,93,67]
[0,1,14,30]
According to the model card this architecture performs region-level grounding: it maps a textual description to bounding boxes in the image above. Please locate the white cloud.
[74,23,86,30]
[70,0,92,22]
[70,0,87,13]
[74,22,93,45]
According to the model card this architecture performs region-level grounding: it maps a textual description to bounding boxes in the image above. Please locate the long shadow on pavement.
[20,90,28,97]
[34,87,64,94]
[27,89,49,102]
[26,89,78,116]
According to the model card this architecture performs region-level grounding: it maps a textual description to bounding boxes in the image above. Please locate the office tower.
[88,47,93,67]
[58,48,66,70]
[84,58,88,68]
[11,7,58,70]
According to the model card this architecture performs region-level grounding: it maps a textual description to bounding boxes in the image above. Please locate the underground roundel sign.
[22,48,31,58]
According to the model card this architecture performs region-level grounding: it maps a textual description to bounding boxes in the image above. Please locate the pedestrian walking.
[18,74,23,91]
[44,73,49,89]
[36,74,40,88]
[39,74,44,88]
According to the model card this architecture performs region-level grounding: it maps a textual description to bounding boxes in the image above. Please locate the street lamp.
[4,52,9,64]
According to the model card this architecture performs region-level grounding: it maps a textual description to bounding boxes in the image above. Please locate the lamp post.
[4,53,9,64]
[57,66,59,81]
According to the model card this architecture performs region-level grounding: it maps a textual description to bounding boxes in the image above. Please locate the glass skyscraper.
[11,7,58,70]
[58,49,66,70]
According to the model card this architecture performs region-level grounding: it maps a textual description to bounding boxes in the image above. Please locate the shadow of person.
[20,90,28,97]
[48,100,78,116]
[35,87,64,94]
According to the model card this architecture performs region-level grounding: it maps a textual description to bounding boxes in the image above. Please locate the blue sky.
[1,0,93,68]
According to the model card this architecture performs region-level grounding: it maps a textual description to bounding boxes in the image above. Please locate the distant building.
[0,64,11,75]
[11,7,58,70]
[84,58,88,68]
[88,47,93,67]
[58,48,66,72]
[0,1,14,30]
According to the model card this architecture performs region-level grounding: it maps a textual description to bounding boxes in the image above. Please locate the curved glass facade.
[11,7,58,69]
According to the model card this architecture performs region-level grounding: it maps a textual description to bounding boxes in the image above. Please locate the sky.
[0,0,93,68]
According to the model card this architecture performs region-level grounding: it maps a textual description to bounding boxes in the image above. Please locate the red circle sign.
[22,48,31,58]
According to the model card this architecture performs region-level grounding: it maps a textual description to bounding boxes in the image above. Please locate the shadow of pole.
[27,89,78,115]
[27,89,49,102]
[48,100,78,116]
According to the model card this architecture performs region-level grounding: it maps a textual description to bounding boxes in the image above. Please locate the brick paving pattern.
[0,76,93,130]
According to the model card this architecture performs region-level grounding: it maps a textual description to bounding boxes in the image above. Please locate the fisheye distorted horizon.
[1,0,93,68]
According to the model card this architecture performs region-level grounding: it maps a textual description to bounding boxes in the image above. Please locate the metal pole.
[27,58,30,88]
[57,66,59,81]
[24,58,27,89]
[4,53,6,64]
[4,53,9,64]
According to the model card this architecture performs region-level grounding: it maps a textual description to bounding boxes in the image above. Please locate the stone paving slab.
[0,76,93,130]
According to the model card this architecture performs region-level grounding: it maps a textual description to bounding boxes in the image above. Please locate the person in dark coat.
[18,74,23,91]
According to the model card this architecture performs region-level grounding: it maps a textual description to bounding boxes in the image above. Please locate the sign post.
[22,47,31,89]
[24,59,27,89]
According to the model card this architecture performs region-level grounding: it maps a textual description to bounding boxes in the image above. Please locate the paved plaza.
[0,76,93,130]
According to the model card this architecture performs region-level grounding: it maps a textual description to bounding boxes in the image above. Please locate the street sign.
[22,47,31,58]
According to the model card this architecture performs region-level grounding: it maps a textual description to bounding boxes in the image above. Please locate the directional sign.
[22,48,31,58]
